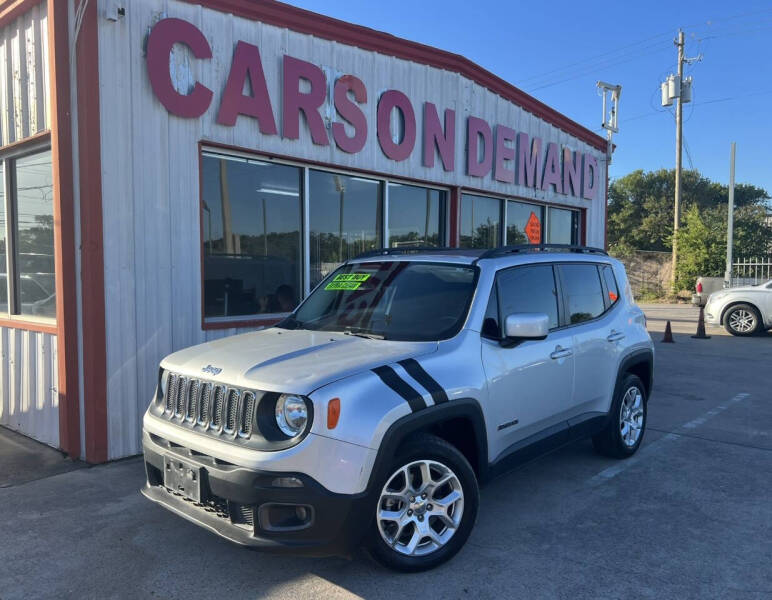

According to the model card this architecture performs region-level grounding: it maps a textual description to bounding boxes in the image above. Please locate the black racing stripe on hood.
[397,358,449,404]
[372,365,426,412]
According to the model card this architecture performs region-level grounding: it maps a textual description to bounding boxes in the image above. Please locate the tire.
[592,374,647,459]
[367,434,479,572]
[723,303,761,336]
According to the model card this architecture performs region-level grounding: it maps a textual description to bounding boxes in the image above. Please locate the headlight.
[275,394,308,437]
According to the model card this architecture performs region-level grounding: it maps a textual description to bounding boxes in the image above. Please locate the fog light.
[271,476,303,488]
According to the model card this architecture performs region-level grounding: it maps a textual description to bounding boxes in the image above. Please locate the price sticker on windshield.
[325,273,370,291]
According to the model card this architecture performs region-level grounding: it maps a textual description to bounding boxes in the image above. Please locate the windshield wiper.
[343,328,386,340]
[277,315,305,330]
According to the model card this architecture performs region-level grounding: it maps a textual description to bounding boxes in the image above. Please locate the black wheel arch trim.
[615,348,654,401]
[364,398,489,494]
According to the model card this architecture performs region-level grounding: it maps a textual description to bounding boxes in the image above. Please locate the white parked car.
[704,280,772,336]
[141,245,654,571]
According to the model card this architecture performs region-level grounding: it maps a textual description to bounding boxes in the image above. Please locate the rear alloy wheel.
[724,304,761,336]
[593,373,647,458]
[369,435,478,572]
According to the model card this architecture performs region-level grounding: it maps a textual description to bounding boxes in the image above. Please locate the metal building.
[0,0,610,461]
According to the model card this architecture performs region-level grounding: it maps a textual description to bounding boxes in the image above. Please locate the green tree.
[608,168,769,253]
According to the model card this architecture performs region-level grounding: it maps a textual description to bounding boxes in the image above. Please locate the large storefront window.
[0,148,55,320]
[309,170,382,288]
[388,183,445,248]
[547,207,580,245]
[202,154,302,319]
[506,201,544,245]
[460,194,501,248]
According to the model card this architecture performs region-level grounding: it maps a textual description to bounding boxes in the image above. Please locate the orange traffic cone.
[662,320,674,343]
[692,306,711,339]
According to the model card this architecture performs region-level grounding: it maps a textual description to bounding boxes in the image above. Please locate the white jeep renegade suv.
[142,245,654,571]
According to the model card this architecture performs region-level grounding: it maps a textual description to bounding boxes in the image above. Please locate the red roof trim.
[181,0,608,152]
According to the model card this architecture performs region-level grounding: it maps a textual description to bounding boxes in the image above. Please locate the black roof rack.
[475,244,608,261]
[352,247,483,260]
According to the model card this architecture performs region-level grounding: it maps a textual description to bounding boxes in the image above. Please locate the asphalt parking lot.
[1,304,770,600]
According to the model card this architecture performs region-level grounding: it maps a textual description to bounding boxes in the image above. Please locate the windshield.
[281,261,478,341]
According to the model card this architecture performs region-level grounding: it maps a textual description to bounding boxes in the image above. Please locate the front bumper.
[141,431,373,556]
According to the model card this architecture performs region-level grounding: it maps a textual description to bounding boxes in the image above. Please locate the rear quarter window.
[559,264,605,324]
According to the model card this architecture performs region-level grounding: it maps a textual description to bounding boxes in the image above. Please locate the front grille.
[175,376,188,418]
[224,389,239,433]
[197,383,212,426]
[186,380,199,422]
[161,373,259,439]
[239,392,256,437]
[211,385,225,429]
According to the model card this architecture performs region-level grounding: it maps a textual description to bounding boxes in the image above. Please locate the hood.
[161,328,437,395]
[711,283,770,297]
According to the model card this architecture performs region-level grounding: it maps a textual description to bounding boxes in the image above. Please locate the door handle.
[550,345,573,360]
[607,330,626,343]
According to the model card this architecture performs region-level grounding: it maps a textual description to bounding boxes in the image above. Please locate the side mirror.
[503,313,549,344]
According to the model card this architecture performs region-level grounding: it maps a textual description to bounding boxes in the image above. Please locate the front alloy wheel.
[368,435,478,572]
[377,460,464,556]
[725,304,760,336]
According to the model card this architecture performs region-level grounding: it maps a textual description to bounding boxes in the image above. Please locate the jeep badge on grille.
[202,364,222,376]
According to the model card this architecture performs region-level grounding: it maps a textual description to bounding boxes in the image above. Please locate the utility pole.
[671,29,685,294]
[662,31,699,294]
[725,142,736,287]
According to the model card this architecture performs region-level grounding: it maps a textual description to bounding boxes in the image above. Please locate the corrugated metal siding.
[98,0,607,458]
[0,1,49,147]
[0,327,58,448]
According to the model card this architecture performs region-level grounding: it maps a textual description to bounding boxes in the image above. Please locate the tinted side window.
[482,284,500,338]
[560,264,605,324]
[601,265,620,305]
[497,265,559,330]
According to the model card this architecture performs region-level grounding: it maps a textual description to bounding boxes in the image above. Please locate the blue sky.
[285,0,772,196]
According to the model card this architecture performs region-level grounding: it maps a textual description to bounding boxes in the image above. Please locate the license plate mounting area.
[163,456,202,503]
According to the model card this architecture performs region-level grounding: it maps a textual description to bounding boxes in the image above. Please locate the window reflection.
[202,154,302,318]
[15,151,55,318]
[507,201,544,245]
[547,207,579,245]
[388,183,445,248]
[309,170,382,288]
[460,194,500,248]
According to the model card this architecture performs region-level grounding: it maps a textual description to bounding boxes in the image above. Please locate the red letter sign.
[377,90,416,161]
[146,18,213,118]
[423,103,455,171]
[467,117,493,177]
[332,75,368,154]
[541,142,563,193]
[583,154,599,200]
[563,148,582,197]
[283,56,329,146]
[216,41,277,133]
[517,133,542,189]
[494,125,516,183]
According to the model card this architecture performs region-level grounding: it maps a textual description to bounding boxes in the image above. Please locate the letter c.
[146,18,213,118]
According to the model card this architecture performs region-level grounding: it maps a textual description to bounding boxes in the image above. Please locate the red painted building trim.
[47,0,81,459]
[0,0,40,29]
[0,317,57,335]
[76,0,108,464]
[0,129,50,154]
[205,317,284,331]
[181,0,608,153]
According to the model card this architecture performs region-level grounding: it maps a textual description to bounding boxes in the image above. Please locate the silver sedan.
[704,280,772,336]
